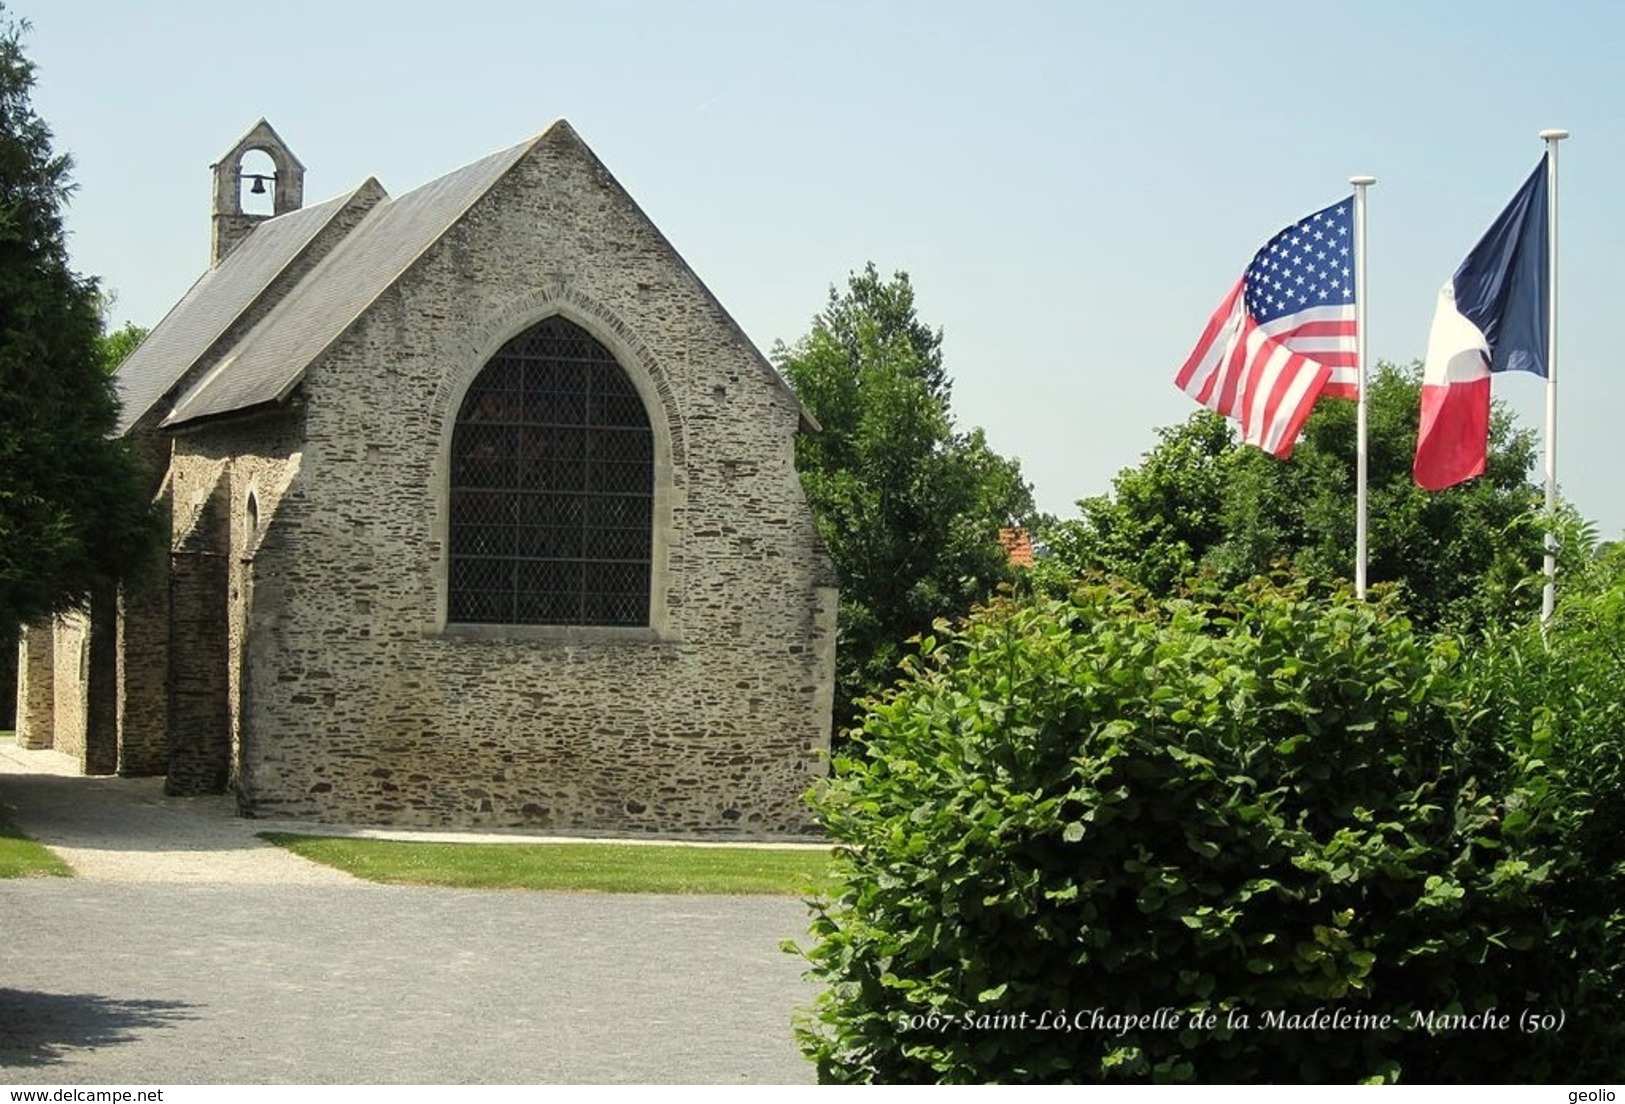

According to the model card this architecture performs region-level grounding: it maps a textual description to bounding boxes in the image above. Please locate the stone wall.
[83,586,119,775]
[15,623,54,750]
[49,614,89,763]
[164,462,231,795]
[229,125,836,834]
[162,411,303,799]
[117,559,171,776]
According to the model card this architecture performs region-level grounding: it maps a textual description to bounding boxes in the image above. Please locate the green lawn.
[0,818,72,878]
[259,833,836,895]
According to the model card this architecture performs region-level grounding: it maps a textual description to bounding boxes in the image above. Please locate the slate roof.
[118,120,812,434]
[164,137,539,427]
[112,186,371,435]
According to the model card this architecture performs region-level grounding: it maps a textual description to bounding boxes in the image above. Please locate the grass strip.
[0,817,73,878]
[259,832,835,896]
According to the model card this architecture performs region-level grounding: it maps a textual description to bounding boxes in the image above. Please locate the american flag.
[1174,199,1357,457]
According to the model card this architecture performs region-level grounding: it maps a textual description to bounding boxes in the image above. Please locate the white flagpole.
[1351,175,1376,599]
[1539,129,1567,623]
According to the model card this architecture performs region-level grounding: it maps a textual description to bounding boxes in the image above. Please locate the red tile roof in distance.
[998,528,1035,567]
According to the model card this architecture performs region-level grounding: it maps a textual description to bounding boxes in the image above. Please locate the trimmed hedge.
[793,575,1625,1083]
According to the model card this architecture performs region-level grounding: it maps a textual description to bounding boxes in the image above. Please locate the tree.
[0,309,145,729]
[1045,363,1552,631]
[97,319,146,374]
[0,9,158,634]
[812,261,951,404]
[1042,410,1233,596]
[776,265,1033,729]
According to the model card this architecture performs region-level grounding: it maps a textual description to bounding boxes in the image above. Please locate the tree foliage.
[97,319,146,375]
[1044,363,1551,631]
[794,572,1625,1083]
[776,264,1033,729]
[0,9,157,631]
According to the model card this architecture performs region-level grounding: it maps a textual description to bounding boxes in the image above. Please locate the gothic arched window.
[448,316,654,627]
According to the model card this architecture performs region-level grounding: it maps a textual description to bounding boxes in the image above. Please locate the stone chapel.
[13,119,838,834]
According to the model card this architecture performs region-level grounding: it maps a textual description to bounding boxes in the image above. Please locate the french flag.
[1413,157,1550,491]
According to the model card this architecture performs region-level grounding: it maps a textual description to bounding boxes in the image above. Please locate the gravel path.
[0,745,822,1083]
[0,747,354,885]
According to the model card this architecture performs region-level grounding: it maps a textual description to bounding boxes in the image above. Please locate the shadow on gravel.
[0,988,196,1068]
[0,772,255,855]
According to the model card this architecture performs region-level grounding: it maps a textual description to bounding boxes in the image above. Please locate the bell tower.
[210,119,305,266]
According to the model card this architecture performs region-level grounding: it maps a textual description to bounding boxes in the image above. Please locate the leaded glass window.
[448,317,653,626]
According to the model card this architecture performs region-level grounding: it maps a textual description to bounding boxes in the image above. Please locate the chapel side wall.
[115,440,173,776]
[19,606,116,772]
[164,416,302,799]
[117,547,171,776]
[165,457,231,794]
[83,585,119,775]
[15,623,55,749]
[235,130,835,833]
[50,614,89,764]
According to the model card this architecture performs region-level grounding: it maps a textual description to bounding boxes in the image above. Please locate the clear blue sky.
[24,0,1625,538]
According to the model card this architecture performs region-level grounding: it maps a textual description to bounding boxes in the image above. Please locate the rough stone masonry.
[16,119,838,836]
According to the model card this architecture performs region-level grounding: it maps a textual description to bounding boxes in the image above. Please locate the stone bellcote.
[210,119,306,266]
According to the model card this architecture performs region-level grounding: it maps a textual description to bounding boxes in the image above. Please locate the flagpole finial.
[1539,128,1570,142]
[1349,175,1377,187]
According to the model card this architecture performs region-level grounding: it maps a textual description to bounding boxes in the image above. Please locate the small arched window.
[448,316,654,627]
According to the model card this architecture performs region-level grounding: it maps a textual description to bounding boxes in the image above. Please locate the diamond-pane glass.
[449,316,653,626]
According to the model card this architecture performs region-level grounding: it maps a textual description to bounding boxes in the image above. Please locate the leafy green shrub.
[1450,542,1625,1076]
[793,574,1625,1083]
